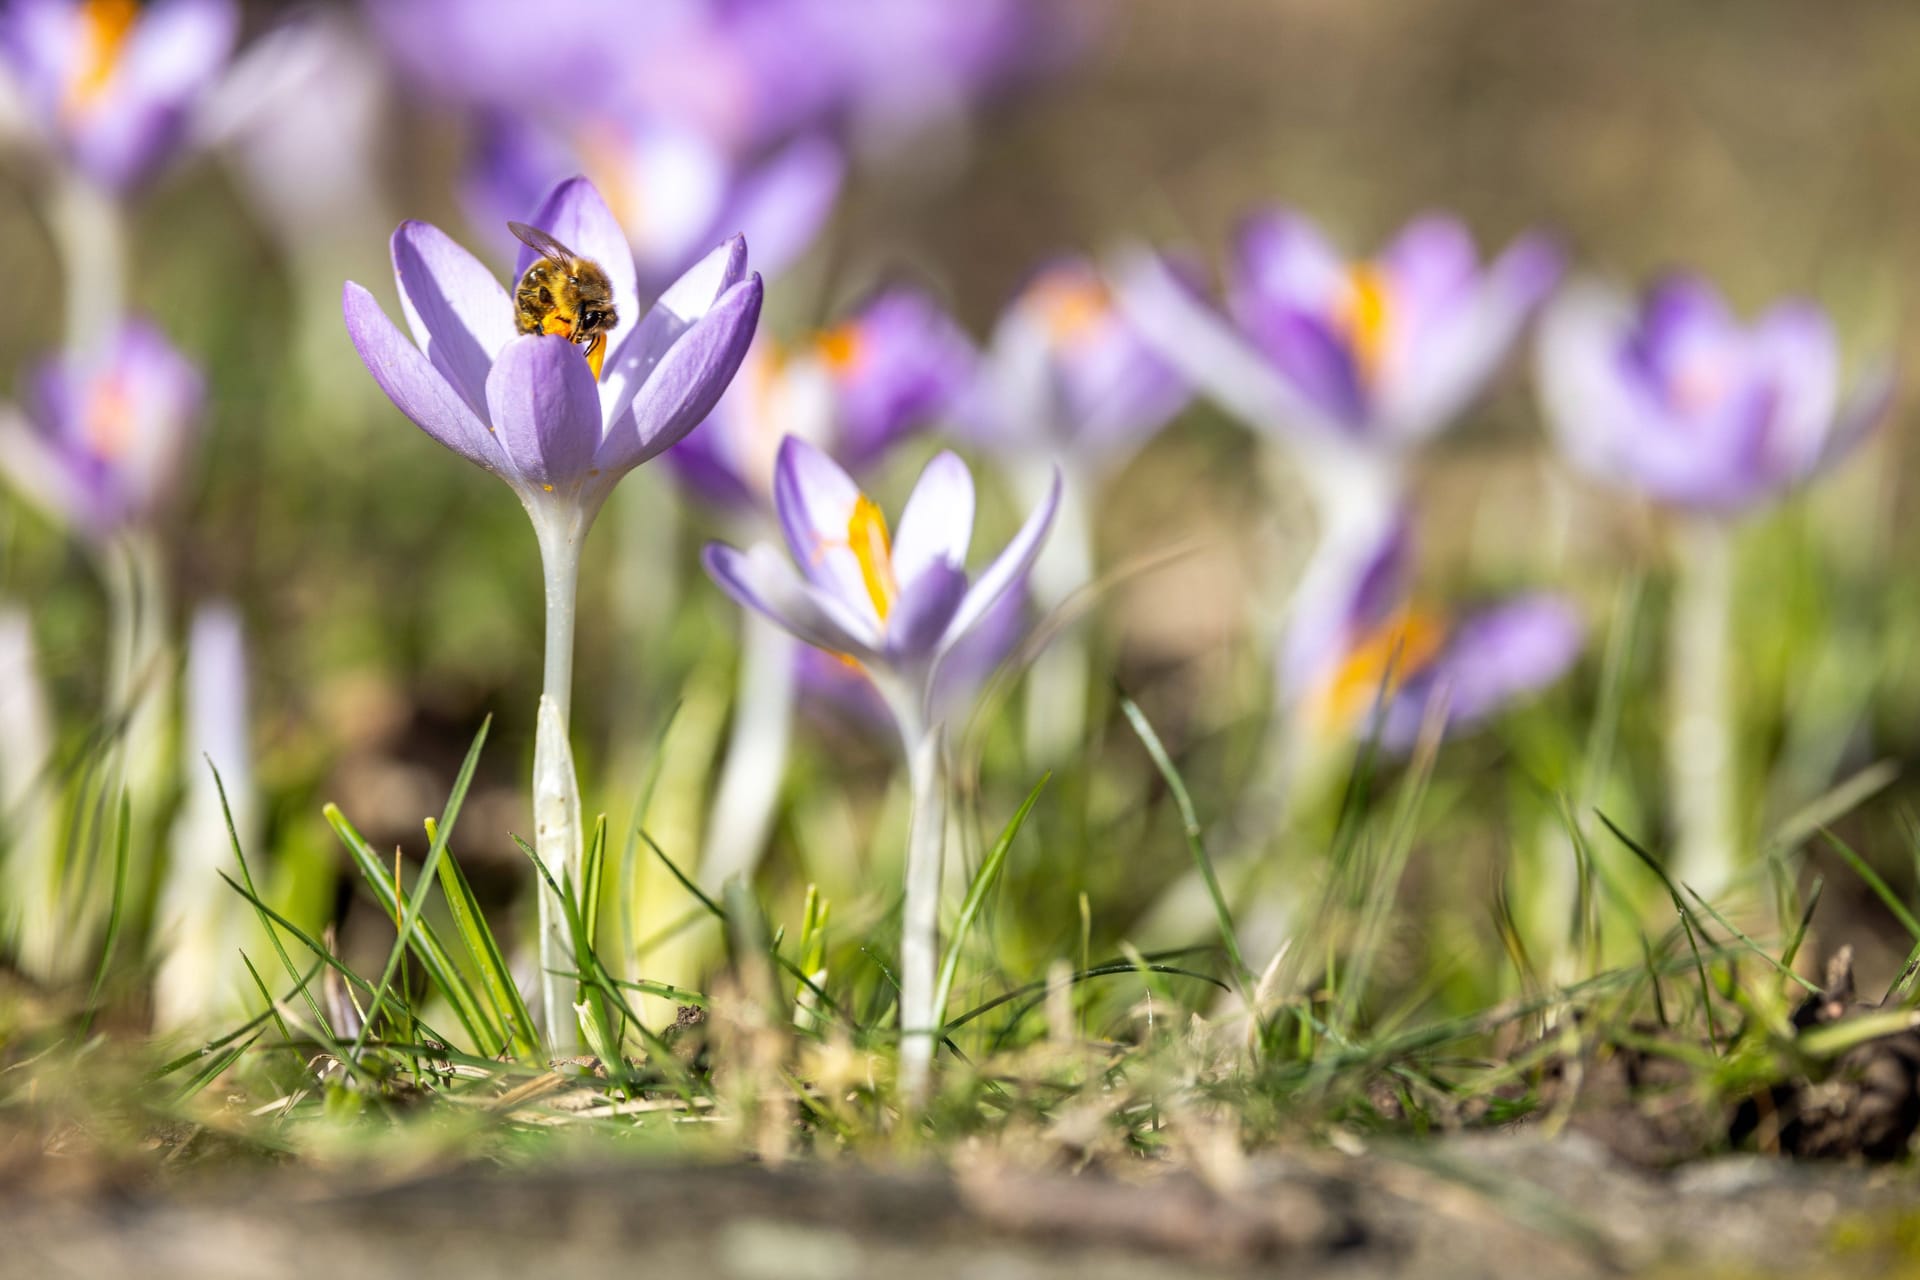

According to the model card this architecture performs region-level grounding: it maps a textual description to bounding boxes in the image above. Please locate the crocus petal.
[343,281,504,473]
[1380,595,1585,752]
[938,467,1060,660]
[1749,301,1839,477]
[391,220,516,419]
[772,434,867,607]
[891,450,975,585]
[1113,246,1345,441]
[484,334,604,492]
[594,274,762,475]
[712,132,844,282]
[76,0,238,190]
[1234,209,1347,308]
[886,560,969,662]
[703,542,878,658]
[601,235,749,424]
[517,176,641,362]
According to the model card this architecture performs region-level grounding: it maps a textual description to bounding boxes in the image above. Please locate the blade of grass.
[1118,694,1249,984]
[78,790,131,1035]
[932,773,1048,1035]
[1596,810,1722,1049]
[1819,828,1920,941]
[428,815,539,1062]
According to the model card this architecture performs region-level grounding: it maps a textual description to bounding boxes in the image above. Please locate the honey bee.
[509,221,619,379]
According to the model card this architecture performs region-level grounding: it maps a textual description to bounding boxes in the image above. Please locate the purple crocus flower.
[0,318,202,540]
[960,257,1188,474]
[669,287,975,512]
[702,437,1057,739]
[466,113,844,296]
[1298,516,1584,754]
[342,176,763,528]
[1119,210,1562,449]
[0,0,238,192]
[1537,275,1893,513]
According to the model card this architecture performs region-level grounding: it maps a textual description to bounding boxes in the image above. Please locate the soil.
[4,1135,1918,1279]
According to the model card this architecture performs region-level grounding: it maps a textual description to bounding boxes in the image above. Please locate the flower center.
[1312,607,1447,734]
[1029,271,1110,347]
[66,0,138,117]
[81,374,136,460]
[1336,264,1394,387]
[816,323,864,379]
[846,494,896,622]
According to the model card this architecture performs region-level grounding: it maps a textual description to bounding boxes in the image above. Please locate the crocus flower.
[344,175,762,1051]
[959,256,1188,475]
[670,287,975,512]
[343,176,763,537]
[1118,211,1562,451]
[1537,275,1893,513]
[703,438,1057,740]
[467,113,843,296]
[703,438,1058,1100]
[0,317,203,541]
[0,0,238,192]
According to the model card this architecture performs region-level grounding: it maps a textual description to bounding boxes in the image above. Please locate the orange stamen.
[82,377,135,460]
[65,0,138,116]
[846,495,896,622]
[1029,271,1111,346]
[815,324,864,377]
[1312,607,1448,735]
[1337,264,1394,387]
[584,332,605,381]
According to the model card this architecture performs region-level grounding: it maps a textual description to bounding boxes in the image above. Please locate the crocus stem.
[897,722,947,1105]
[531,512,586,1056]
[698,609,797,892]
[47,168,127,357]
[1667,514,1738,902]
[1020,461,1093,765]
[0,605,60,981]
[100,529,169,931]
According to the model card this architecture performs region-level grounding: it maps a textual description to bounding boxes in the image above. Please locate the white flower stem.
[1667,514,1738,901]
[698,609,797,893]
[0,605,60,981]
[101,529,169,922]
[48,168,127,356]
[897,720,946,1106]
[1020,460,1094,765]
[531,511,586,1056]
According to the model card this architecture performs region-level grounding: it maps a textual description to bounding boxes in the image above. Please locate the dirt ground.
[5,1134,1918,1279]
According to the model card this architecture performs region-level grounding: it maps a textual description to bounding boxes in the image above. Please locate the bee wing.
[507,220,578,263]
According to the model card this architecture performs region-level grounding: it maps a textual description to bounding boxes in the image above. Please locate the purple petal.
[885,560,969,662]
[1232,208,1347,311]
[772,434,871,613]
[594,274,762,475]
[938,467,1059,661]
[711,132,844,283]
[391,220,515,419]
[343,282,503,474]
[1380,595,1585,752]
[703,542,878,658]
[62,0,239,190]
[602,235,749,425]
[828,287,976,470]
[891,450,975,586]
[1749,301,1839,477]
[484,334,604,491]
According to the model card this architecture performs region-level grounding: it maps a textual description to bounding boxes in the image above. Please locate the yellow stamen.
[82,377,135,460]
[1311,607,1447,735]
[578,125,646,238]
[584,332,605,381]
[1029,270,1110,346]
[1338,264,1394,387]
[846,495,896,622]
[65,0,139,116]
[815,324,863,377]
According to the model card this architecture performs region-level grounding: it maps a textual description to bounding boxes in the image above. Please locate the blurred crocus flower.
[0,0,238,192]
[702,437,1057,1099]
[1537,275,1893,513]
[704,438,1057,741]
[1118,211,1561,452]
[343,177,763,538]
[1297,518,1584,754]
[0,317,203,541]
[960,257,1188,475]
[670,287,975,512]
[467,114,843,296]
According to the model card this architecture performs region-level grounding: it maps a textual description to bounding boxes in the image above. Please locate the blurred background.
[1,0,1915,1035]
